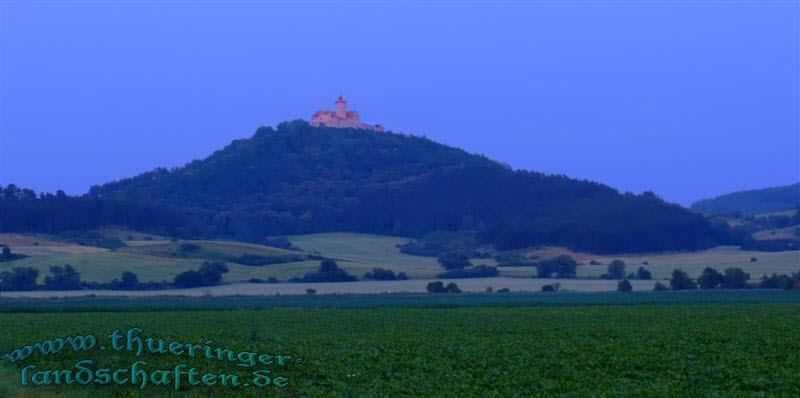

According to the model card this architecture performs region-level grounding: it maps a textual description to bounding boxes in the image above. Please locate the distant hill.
[3,120,727,253]
[82,120,723,253]
[691,183,800,215]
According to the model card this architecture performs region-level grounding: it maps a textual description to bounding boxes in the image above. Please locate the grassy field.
[2,232,797,290]
[0,295,798,396]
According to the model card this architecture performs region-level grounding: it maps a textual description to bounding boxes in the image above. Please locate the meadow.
[1,291,799,397]
[1,232,797,293]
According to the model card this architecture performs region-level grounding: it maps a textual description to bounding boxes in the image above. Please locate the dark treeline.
[2,121,742,253]
[0,185,184,236]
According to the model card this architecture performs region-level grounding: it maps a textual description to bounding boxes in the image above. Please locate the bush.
[267,277,279,283]
[535,255,577,278]
[497,288,510,293]
[0,246,27,262]
[541,284,560,292]
[653,281,668,291]
[173,270,205,288]
[120,271,139,290]
[305,288,316,295]
[363,268,399,280]
[263,237,301,251]
[437,252,472,270]
[445,282,461,293]
[636,267,652,280]
[231,254,304,266]
[293,259,358,283]
[590,260,602,265]
[249,278,265,283]
[397,272,408,280]
[180,243,201,253]
[198,261,229,286]
[617,280,633,292]
[426,281,461,293]
[750,257,758,262]
[606,260,626,279]
[437,265,499,279]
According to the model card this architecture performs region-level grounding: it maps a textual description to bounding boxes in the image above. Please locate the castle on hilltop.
[310,96,384,132]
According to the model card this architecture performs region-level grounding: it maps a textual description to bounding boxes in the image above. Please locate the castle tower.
[335,96,347,118]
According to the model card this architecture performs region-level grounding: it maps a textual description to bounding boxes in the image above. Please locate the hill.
[4,120,727,253]
[691,183,800,215]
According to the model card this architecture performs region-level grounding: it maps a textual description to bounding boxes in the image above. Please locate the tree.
[120,271,139,290]
[617,280,633,292]
[607,260,626,279]
[0,267,39,291]
[697,267,723,289]
[319,259,340,273]
[445,282,462,293]
[198,261,229,286]
[43,265,81,290]
[721,267,750,289]
[635,266,652,280]
[535,255,577,278]
[437,252,472,270]
[174,270,205,288]
[426,281,446,293]
[670,269,697,290]
[1,246,10,259]
[653,281,668,291]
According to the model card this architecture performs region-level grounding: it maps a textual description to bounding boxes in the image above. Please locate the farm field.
[1,299,799,396]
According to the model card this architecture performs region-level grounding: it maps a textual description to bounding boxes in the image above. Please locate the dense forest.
[691,183,800,215]
[2,120,738,253]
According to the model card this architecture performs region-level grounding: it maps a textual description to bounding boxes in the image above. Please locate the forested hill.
[80,120,722,253]
[691,183,800,215]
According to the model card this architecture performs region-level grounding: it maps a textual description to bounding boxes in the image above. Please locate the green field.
[2,232,797,290]
[1,293,799,396]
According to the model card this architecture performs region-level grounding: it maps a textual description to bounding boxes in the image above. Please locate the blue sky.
[1,1,797,206]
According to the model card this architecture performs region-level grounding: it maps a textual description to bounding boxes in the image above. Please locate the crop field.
[0,296,799,397]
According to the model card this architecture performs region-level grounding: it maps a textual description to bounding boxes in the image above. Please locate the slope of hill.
[691,183,800,215]
[84,120,723,253]
[4,120,726,254]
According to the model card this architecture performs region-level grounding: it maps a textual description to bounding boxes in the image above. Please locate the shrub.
[535,255,577,278]
[750,257,758,262]
[232,254,304,266]
[198,261,229,286]
[445,282,462,293]
[249,278,265,283]
[426,281,446,293]
[606,260,626,279]
[305,288,316,295]
[636,266,652,280]
[180,243,201,253]
[174,270,205,288]
[267,277,279,283]
[120,271,139,290]
[397,272,409,280]
[497,288,510,293]
[437,265,499,279]
[486,286,493,293]
[263,237,301,251]
[653,281,668,291]
[437,252,472,270]
[617,280,633,292]
[363,268,398,280]
[293,259,358,283]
